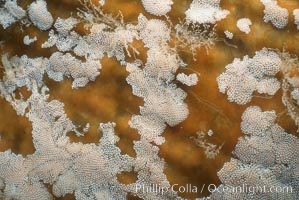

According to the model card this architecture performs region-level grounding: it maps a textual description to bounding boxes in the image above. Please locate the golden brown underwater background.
[0,0,299,199]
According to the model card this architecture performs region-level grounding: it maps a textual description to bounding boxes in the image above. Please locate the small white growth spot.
[23,35,37,45]
[141,0,173,16]
[83,123,90,133]
[99,0,105,6]
[293,9,299,29]
[190,131,223,159]
[237,18,252,34]
[207,129,214,136]
[176,73,199,86]
[224,30,233,39]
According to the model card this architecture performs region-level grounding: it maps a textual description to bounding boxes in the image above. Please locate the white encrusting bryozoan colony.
[260,0,289,29]
[236,18,252,34]
[0,0,298,200]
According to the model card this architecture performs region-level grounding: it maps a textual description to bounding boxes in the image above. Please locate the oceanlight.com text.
[135,183,294,196]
